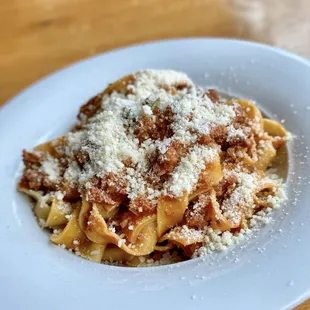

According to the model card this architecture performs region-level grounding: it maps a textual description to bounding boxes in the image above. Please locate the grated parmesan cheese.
[117,239,125,248]
[41,155,60,181]
[54,191,64,200]
[226,125,247,142]
[165,145,218,197]
[221,172,258,224]
[26,69,288,266]
[61,70,240,201]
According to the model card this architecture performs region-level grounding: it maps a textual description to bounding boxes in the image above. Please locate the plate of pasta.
[1,39,310,310]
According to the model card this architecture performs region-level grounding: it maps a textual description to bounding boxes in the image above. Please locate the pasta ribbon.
[101,245,133,262]
[254,183,278,209]
[255,140,276,171]
[190,155,223,201]
[35,136,67,158]
[79,197,157,256]
[18,70,288,266]
[51,207,105,262]
[160,226,204,247]
[45,199,72,227]
[263,119,286,138]
[154,243,174,252]
[263,119,287,149]
[208,189,241,231]
[51,208,86,248]
[78,242,106,263]
[79,198,114,244]
[157,192,189,237]
[18,189,51,225]
[229,99,263,129]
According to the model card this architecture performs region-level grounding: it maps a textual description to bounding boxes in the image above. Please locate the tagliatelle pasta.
[18,70,288,266]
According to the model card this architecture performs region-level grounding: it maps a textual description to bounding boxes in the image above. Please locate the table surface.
[0,0,309,308]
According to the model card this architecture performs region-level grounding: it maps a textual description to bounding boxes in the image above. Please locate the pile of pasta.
[18,70,287,266]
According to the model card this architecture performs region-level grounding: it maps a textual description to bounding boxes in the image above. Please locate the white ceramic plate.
[1,39,310,310]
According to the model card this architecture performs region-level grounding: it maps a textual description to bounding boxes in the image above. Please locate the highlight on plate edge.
[18,69,289,266]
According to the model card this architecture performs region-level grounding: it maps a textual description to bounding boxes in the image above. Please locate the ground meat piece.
[87,187,116,205]
[104,74,135,95]
[23,150,45,168]
[19,170,44,191]
[225,132,257,162]
[74,150,89,167]
[77,94,103,123]
[232,104,247,125]
[134,107,174,143]
[210,125,228,145]
[185,194,212,229]
[60,182,80,201]
[153,107,174,140]
[174,81,189,90]
[20,149,63,192]
[225,146,244,162]
[206,89,220,103]
[77,75,135,127]
[128,196,155,214]
[86,175,127,205]
[214,175,238,204]
[198,125,227,148]
[19,169,58,192]
[198,134,213,145]
[160,82,189,95]
[134,114,156,142]
[152,140,188,176]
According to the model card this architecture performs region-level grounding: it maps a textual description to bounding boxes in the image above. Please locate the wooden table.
[0,0,309,308]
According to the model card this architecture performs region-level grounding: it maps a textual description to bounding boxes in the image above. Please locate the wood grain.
[0,0,309,308]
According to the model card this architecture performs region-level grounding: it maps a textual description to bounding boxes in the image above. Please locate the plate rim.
[1,38,310,310]
[1,37,310,110]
